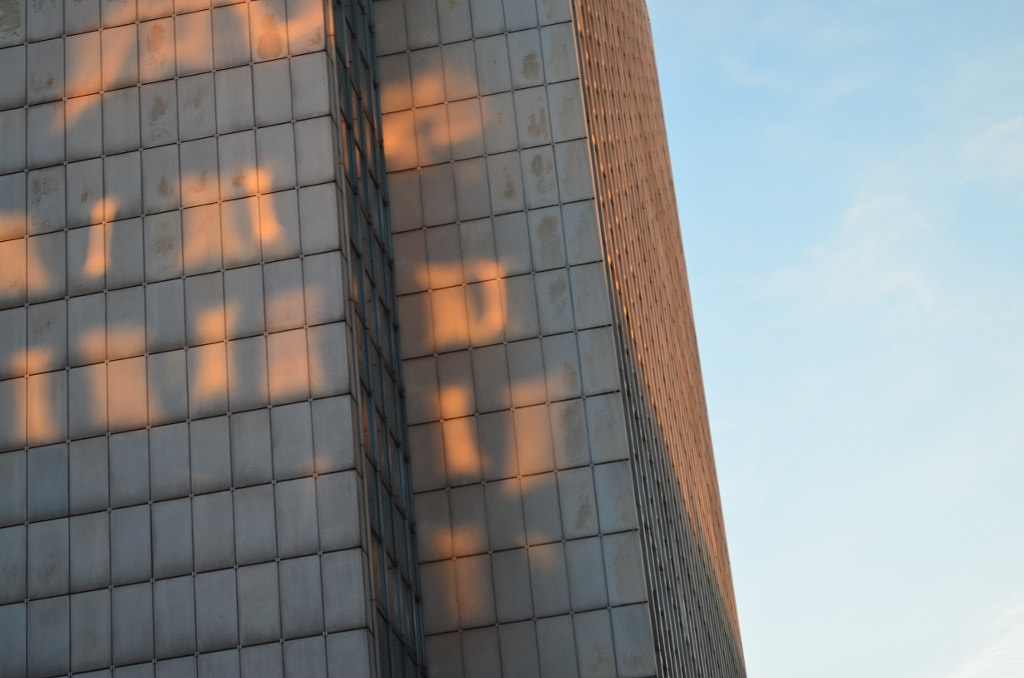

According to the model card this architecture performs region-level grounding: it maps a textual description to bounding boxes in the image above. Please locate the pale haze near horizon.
[646,1,1024,677]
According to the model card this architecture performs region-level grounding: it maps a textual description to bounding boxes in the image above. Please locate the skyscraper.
[0,0,744,676]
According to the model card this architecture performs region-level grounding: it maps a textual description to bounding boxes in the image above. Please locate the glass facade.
[330,2,426,675]
[0,1,744,675]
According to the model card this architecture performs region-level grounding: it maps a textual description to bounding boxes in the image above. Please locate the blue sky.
[646,1,1024,676]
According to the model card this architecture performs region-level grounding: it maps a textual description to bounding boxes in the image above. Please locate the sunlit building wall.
[0,1,423,676]
[375,0,746,676]
[573,3,746,675]
[0,0,744,676]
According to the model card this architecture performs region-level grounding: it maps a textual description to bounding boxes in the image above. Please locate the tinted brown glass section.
[571,1,747,675]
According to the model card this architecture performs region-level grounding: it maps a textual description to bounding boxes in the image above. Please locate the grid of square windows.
[573,0,747,675]
[332,1,426,675]
[0,1,392,676]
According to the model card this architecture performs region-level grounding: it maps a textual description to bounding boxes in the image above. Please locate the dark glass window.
[332,1,424,675]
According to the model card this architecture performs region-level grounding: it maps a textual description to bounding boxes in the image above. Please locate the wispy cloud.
[946,593,1024,678]
[652,1,1024,676]
[721,55,778,86]
[809,66,881,103]
[673,0,882,96]
[680,0,879,50]
[946,44,1024,119]
[767,191,938,312]
[758,4,880,53]
[966,115,1024,188]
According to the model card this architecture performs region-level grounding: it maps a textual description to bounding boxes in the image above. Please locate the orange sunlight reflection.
[381,66,483,171]
[0,1,570,652]
[440,412,480,478]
